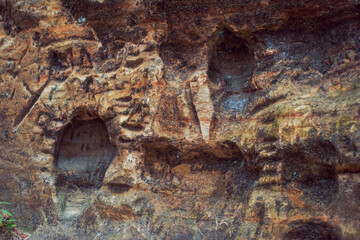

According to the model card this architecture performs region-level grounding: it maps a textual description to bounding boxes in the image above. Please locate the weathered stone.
[0,0,360,239]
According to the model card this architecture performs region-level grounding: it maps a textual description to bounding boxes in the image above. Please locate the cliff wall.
[0,0,360,239]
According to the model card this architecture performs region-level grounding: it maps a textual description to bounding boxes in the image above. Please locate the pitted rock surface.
[0,0,360,239]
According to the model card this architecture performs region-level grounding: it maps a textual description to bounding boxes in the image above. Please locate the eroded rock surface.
[0,0,360,239]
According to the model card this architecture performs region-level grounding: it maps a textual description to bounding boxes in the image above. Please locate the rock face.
[0,0,360,239]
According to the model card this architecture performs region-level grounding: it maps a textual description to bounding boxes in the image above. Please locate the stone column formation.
[0,0,359,239]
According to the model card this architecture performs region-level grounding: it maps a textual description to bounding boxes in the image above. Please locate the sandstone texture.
[1,0,360,239]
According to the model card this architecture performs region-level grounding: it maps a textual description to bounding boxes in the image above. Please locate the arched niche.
[56,118,115,188]
[208,29,254,92]
[55,117,115,221]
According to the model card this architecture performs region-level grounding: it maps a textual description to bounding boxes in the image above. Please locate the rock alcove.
[209,29,254,92]
[208,29,255,116]
[1,0,360,239]
[55,117,115,221]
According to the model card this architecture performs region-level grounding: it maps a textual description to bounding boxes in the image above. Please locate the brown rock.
[1,0,360,239]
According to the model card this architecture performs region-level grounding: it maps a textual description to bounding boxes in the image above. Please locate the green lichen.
[270,119,279,132]
[335,116,354,133]
[266,118,279,140]
[261,111,276,124]
[297,127,310,139]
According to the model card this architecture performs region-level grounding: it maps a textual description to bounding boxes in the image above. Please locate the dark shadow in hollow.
[55,118,115,189]
[55,118,115,221]
[281,155,338,207]
[141,140,259,200]
[283,220,341,240]
[208,29,254,93]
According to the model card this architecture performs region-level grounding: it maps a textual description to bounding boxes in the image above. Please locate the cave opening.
[56,118,115,188]
[55,117,115,220]
[208,29,254,93]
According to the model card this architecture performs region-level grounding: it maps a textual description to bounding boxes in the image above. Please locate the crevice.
[125,58,144,68]
[249,94,286,115]
[81,76,93,93]
[121,122,145,131]
[13,78,52,132]
[116,96,132,102]
[10,89,15,101]
[106,183,131,194]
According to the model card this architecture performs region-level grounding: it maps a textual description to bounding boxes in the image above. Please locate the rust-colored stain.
[95,201,137,221]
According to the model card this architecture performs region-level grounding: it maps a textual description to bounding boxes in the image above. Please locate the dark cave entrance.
[208,28,254,93]
[208,29,255,116]
[55,117,115,220]
[56,118,115,188]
